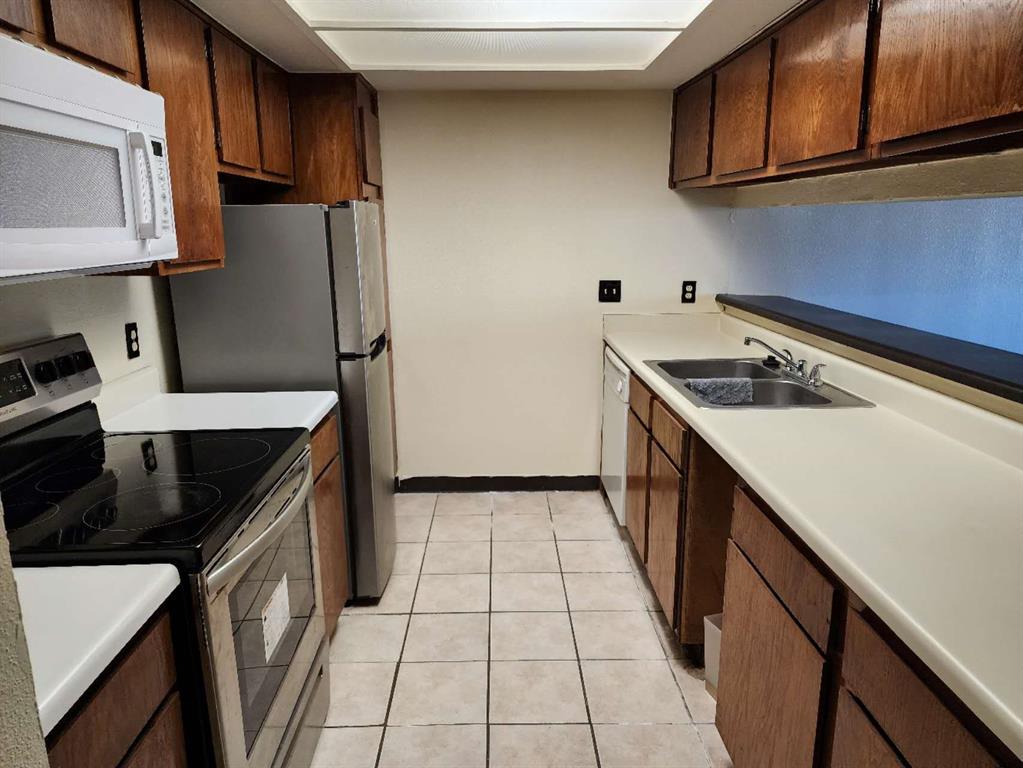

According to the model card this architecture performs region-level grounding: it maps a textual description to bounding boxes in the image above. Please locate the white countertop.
[14,564,180,735]
[104,391,338,433]
[604,312,1023,757]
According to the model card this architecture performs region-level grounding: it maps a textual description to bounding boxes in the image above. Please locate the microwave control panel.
[150,138,173,234]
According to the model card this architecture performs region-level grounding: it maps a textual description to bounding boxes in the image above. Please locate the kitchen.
[0,0,1021,767]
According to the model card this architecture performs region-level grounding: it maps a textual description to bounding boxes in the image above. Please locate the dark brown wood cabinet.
[48,0,140,75]
[650,399,687,470]
[311,412,349,636]
[256,59,294,179]
[281,74,382,204]
[769,0,870,166]
[209,29,261,172]
[625,408,651,562]
[0,0,36,31]
[870,0,1023,146]
[646,443,683,627]
[629,374,654,427]
[139,0,225,274]
[711,39,773,176]
[47,610,184,768]
[120,692,188,768]
[830,688,903,768]
[671,75,713,183]
[356,77,383,196]
[717,541,825,768]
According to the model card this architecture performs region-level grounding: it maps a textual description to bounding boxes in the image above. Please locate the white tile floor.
[313,491,732,768]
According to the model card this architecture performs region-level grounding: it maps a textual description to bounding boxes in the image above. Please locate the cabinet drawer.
[48,611,176,768]
[629,374,654,426]
[651,399,687,469]
[731,486,833,651]
[717,541,824,768]
[311,412,340,480]
[842,609,997,768]
[830,688,903,768]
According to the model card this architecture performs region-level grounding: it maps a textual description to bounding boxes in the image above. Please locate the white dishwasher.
[600,347,630,526]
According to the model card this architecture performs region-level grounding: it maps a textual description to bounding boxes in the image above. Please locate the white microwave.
[0,36,177,280]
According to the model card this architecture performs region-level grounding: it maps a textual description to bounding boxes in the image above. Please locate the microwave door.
[0,102,162,277]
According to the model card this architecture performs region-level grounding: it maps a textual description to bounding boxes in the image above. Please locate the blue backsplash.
[727,196,1023,354]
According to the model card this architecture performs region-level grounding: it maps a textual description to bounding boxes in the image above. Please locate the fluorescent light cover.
[317,29,681,70]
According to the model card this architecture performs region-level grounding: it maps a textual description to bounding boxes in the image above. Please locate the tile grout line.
[373,494,439,768]
[550,493,603,768]
[486,493,493,768]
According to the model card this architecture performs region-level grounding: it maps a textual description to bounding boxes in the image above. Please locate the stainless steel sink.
[645,358,874,409]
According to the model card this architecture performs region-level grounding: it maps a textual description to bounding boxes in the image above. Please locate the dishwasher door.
[600,347,630,526]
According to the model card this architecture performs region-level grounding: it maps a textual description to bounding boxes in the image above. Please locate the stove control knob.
[34,360,59,385]
[55,355,77,378]
[73,350,95,371]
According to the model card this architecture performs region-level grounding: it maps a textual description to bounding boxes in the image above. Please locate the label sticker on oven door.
[261,574,290,663]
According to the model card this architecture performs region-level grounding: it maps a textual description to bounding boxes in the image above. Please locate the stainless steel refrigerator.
[171,202,396,599]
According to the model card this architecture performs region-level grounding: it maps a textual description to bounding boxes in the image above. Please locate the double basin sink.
[645,358,874,409]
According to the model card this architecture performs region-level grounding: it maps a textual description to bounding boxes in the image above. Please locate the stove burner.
[3,501,61,531]
[82,483,223,532]
[35,467,122,495]
[148,437,273,476]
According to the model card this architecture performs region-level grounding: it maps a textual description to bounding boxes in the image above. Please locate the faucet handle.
[808,363,827,387]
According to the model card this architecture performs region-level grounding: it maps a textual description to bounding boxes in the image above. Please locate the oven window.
[227,505,316,754]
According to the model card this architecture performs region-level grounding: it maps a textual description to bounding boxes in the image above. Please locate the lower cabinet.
[716,541,824,768]
[625,408,651,561]
[47,609,185,768]
[646,443,683,628]
[315,455,350,634]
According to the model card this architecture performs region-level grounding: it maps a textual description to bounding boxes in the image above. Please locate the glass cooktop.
[2,426,308,571]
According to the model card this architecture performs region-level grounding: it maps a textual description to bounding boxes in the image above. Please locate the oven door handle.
[206,456,314,596]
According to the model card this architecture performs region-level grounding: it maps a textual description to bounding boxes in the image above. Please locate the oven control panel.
[0,334,101,436]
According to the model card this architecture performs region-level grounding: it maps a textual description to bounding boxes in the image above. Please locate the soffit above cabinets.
[190,0,804,89]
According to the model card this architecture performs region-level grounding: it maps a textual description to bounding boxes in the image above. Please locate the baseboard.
[396,475,601,493]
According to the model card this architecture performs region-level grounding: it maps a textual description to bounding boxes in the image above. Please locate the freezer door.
[171,204,338,392]
[337,348,396,598]
[328,202,387,355]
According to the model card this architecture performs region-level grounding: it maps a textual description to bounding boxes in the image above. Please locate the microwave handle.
[127,131,162,240]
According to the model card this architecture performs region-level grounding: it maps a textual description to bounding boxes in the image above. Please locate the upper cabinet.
[711,40,772,176]
[769,0,870,166]
[870,0,1023,146]
[256,59,295,180]
[671,0,1023,188]
[48,0,140,75]
[280,74,383,204]
[139,0,226,274]
[671,75,713,183]
[209,30,261,172]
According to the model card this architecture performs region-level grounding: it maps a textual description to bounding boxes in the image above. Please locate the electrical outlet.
[599,280,622,303]
[681,280,697,304]
[125,322,141,359]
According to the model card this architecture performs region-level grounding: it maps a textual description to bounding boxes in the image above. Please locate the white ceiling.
[191,0,804,90]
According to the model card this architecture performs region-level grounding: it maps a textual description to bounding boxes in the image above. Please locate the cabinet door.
[209,30,261,170]
[315,457,350,636]
[769,0,870,166]
[120,692,188,768]
[830,688,903,768]
[712,40,772,175]
[871,0,1023,143]
[0,0,37,32]
[647,443,682,625]
[357,78,383,193]
[716,542,824,768]
[672,75,713,182]
[625,409,650,562]
[256,59,294,179]
[48,0,138,74]
[139,0,225,272]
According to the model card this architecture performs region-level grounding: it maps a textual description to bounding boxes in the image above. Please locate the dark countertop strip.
[716,295,1023,404]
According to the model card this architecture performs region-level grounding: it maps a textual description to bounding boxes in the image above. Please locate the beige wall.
[0,276,179,419]
[0,514,48,768]
[380,91,732,478]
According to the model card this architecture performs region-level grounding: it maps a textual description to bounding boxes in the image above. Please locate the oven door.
[198,450,326,768]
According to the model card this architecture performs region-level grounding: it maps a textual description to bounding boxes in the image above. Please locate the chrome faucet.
[744,337,826,387]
